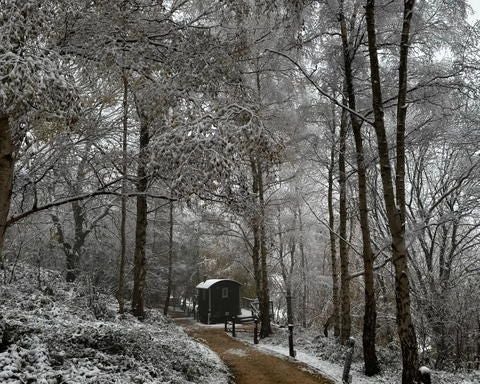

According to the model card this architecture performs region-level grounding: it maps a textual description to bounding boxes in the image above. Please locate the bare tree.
[365,1,419,382]
[338,0,379,373]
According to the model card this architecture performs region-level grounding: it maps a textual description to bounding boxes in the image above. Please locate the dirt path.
[175,318,333,384]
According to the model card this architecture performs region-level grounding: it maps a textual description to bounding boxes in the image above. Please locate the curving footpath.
[175,318,333,384]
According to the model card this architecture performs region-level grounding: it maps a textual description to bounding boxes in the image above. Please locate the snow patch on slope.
[0,264,229,384]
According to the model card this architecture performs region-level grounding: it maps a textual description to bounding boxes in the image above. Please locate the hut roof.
[196,279,241,289]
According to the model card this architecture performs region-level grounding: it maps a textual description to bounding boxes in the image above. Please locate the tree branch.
[7,191,176,227]
[265,49,375,126]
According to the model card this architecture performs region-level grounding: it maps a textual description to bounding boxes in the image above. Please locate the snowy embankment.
[235,325,479,384]
[0,265,229,384]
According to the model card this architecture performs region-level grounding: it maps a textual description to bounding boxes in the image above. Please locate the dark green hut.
[196,279,241,324]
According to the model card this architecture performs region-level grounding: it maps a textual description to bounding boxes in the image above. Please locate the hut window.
[222,287,229,298]
[202,290,206,300]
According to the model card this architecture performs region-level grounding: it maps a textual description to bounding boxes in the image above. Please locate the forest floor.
[174,314,480,384]
[174,317,333,384]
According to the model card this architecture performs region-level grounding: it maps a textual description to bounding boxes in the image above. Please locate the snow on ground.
[224,348,248,357]
[256,342,395,384]
[193,322,227,329]
[0,264,229,384]
[234,324,480,384]
[240,308,253,316]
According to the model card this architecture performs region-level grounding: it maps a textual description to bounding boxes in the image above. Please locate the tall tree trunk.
[338,100,351,344]
[257,159,272,337]
[117,72,128,314]
[395,1,414,224]
[277,208,289,324]
[298,205,307,328]
[252,58,271,337]
[476,316,480,370]
[365,1,419,383]
[327,116,340,337]
[250,156,272,337]
[68,200,86,282]
[251,217,262,313]
[286,286,293,325]
[50,213,76,280]
[250,158,263,326]
[0,116,14,268]
[131,117,149,319]
[358,167,380,375]
[164,199,174,315]
[287,213,296,326]
[338,4,379,374]
[64,148,91,282]
[279,207,296,326]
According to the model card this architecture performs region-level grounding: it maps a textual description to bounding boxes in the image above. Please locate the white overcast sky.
[470,0,480,19]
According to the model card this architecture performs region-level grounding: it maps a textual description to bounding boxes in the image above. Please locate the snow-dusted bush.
[0,264,229,383]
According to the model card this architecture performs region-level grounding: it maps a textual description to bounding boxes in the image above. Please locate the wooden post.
[225,318,228,332]
[288,324,295,357]
[232,316,236,337]
[254,319,259,344]
[419,366,431,384]
[342,337,355,384]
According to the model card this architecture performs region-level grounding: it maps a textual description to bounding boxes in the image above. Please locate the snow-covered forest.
[1,1,480,383]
